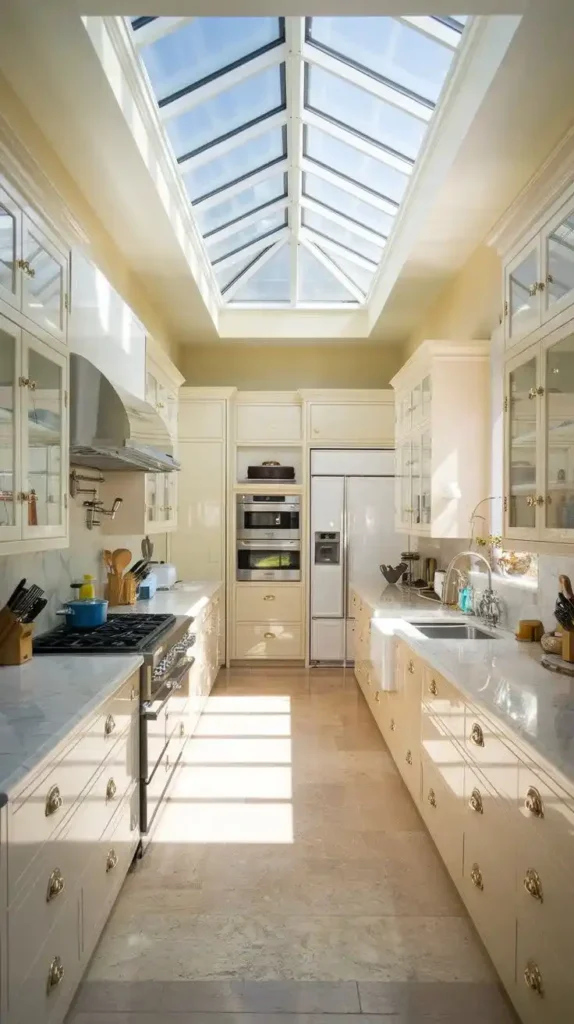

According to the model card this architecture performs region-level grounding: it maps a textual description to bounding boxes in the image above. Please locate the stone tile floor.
[67,667,517,1023]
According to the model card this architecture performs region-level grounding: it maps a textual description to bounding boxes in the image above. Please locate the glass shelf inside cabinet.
[545,332,574,530]
[421,430,431,526]
[546,209,574,312]
[508,355,537,530]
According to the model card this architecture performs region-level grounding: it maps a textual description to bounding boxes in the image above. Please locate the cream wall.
[405,244,501,358]
[178,342,405,390]
[0,72,177,362]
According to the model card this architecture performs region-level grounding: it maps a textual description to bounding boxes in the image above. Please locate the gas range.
[34,613,176,655]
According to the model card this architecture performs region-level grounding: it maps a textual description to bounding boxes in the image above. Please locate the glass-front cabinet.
[396,441,412,530]
[543,197,574,321]
[0,315,22,542]
[505,346,540,538]
[505,241,541,349]
[542,328,574,539]
[0,182,22,313]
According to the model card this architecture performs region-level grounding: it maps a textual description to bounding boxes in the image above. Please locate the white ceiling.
[1,0,574,347]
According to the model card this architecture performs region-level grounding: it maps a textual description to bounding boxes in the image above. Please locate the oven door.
[237,501,300,541]
[140,655,194,833]
[237,540,301,581]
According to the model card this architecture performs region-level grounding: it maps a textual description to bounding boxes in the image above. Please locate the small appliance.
[237,494,300,541]
[237,539,301,581]
[152,563,178,589]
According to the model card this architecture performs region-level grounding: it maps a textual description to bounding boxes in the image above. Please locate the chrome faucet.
[441,550,500,627]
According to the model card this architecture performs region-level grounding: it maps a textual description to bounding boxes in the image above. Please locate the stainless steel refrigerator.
[310,448,402,663]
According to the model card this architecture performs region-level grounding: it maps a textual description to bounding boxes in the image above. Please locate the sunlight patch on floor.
[195,713,291,737]
[171,764,293,800]
[156,800,294,844]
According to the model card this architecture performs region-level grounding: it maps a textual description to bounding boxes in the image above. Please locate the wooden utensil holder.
[0,607,33,665]
[562,629,574,663]
[105,573,137,606]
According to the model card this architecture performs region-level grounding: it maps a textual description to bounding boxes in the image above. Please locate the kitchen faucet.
[441,550,500,627]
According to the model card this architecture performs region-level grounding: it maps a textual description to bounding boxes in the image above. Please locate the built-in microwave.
[237,494,300,541]
[237,539,301,581]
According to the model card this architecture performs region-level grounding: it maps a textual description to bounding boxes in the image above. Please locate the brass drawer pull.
[470,722,484,747]
[428,788,437,808]
[524,960,544,996]
[179,721,185,738]
[524,868,543,902]
[45,785,63,817]
[130,686,137,700]
[106,778,117,801]
[407,659,415,674]
[429,679,438,695]
[405,749,413,765]
[264,631,276,640]
[525,785,544,818]
[104,714,116,736]
[469,788,483,814]
[46,868,65,902]
[47,955,64,993]
[106,848,118,872]
[263,594,276,601]
[390,718,396,732]
[470,863,484,890]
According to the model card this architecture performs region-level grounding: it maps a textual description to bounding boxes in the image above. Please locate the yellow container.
[79,574,96,600]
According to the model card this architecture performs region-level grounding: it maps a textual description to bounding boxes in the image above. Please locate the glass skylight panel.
[209,210,287,264]
[298,246,356,302]
[303,209,382,264]
[304,127,408,204]
[215,250,263,291]
[139,18,282,103]
[231,244,290,301]
[307,18,454,104]
[306,65,426,161]
[303,172,394,237]
[164,64,285,161]
[195,175,287,236]
[182,127,286,202]
[317,246,375,295]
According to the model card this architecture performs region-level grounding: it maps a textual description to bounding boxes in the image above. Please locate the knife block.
[0,607,33,665]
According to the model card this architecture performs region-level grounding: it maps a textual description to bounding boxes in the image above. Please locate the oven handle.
[143,656,195,720]
[237,540,299,549]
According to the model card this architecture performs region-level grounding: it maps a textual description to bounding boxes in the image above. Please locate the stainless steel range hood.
[69,354,179,473]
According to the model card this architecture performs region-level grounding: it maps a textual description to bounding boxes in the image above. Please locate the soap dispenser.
[79,574,96,600]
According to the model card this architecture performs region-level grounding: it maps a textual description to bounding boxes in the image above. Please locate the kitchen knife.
[23,597,47,623]
[15,585,44,622]
[6,579,27,611]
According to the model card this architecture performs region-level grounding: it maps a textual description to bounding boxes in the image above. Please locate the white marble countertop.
[352,581,574,793]
[0,654,143,803]
[109,580,221,620]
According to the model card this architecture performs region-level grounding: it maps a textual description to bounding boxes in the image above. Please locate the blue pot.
[58,599,108,629]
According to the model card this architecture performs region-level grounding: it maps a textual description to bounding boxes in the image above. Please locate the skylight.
[129,14,466,308]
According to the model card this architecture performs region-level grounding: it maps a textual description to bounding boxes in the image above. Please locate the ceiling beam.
[214,225,289,269]
[159,42,286,122]
[301,235,365,303]
[195,158,289,210]
[399,15,464,49]
[300,225,376,271]
[285,16,304,307]
[303,108,413,177]
[301,194,387,247]
[132,16,195,49]
[223,237,286,300]
[300,155,398,216]
[84,4,529,16]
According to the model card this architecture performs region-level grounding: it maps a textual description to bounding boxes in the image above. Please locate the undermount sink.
[415,622,499,641]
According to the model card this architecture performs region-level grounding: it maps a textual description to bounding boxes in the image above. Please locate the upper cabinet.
[301,390,394,445]
[0,174,69,347]
[236,394,302,445]
[391,342,489,539]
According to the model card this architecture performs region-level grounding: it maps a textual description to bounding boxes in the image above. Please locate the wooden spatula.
[103,549,113,572]
[112,548,132,577]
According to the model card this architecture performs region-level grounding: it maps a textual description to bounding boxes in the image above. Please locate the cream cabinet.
[0,173,69,346]
[304,392,394,444]
[236,394,302,444]
[0,314,68,554]
[233,582,303,661]
[391,340,489,538]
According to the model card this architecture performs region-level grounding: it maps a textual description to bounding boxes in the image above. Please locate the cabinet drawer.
[515,916,574,1024]
[464,707,519,801]
[421,753,464,882]
[395,729,421,804]
[462,764,517,990]
[422,665,465,718]
[82,785,139,955]
[235,584,302,623]
[10,885,80,1024]
[234,623,303,659]
[421,705,466,772]
[516,763,574,878]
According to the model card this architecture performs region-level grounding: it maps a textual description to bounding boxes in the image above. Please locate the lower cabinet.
[233,583,303,660]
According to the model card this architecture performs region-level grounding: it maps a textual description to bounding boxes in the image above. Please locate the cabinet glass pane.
[146,473,159,523]
[421,430,431,525]
[545,333,574,529]
[546,211,574,309]
[399,441,412,526]
[26,348,63,527]
[509,250,538,338]
[508,356,537,529]
[422,375,431,419]
[25,232,64,334]
[0,328,17,527]
[411,438,422,525]
[0,201,17,298]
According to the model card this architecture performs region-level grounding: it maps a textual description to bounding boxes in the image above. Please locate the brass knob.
[130,686,137,700]
[469,788,483,814]
[526,495,535,507]
[528,387,537,399]
[390,718,396,732]
[407,660,415,674]
[46,868,65,902]
[528,282,538,297]
[428,788,437,808]
[429,679,438,696]
[264,631,276,639]
[156,401,165,409]
[106,849,118,872]
[470,722,484,747]
[45,785,63,817]
[536,281,545,292]
[263,594,276,601]
[525,786,544,818]
[374,691,380,703]
[546,272,554,284]
[536,495,545,506]
[536,385,545,395]
[524,960,544,996]
[179,721,185,738]
[18,491,31,502]
[106,778,117,801]
[470,863,484,890]
[524,868,543,902]
[104,714,116,736]
[405,749,413,765]
[47,955,64,993]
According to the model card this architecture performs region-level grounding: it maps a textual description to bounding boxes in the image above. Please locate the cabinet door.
[310,402,391,442]
[0,180,22,313]
[420,429,431,527]
[540,327,574,538]
[162,472,177,530]
[21,334,67,539]
[396,441,412,529]
[0,314,22,541]
[542,196,574,323]
[504,345,542,539]
[22,218,68,344]
[421,374,432,421]
[505,240,542,349]
[411,436,422,526]
[411,382,422,426]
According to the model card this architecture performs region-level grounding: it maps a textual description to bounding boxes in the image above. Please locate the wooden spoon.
[103,549,113,572]
[111,548,132,577]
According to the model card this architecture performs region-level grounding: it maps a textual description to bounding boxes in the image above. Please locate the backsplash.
[0,498,167,636]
